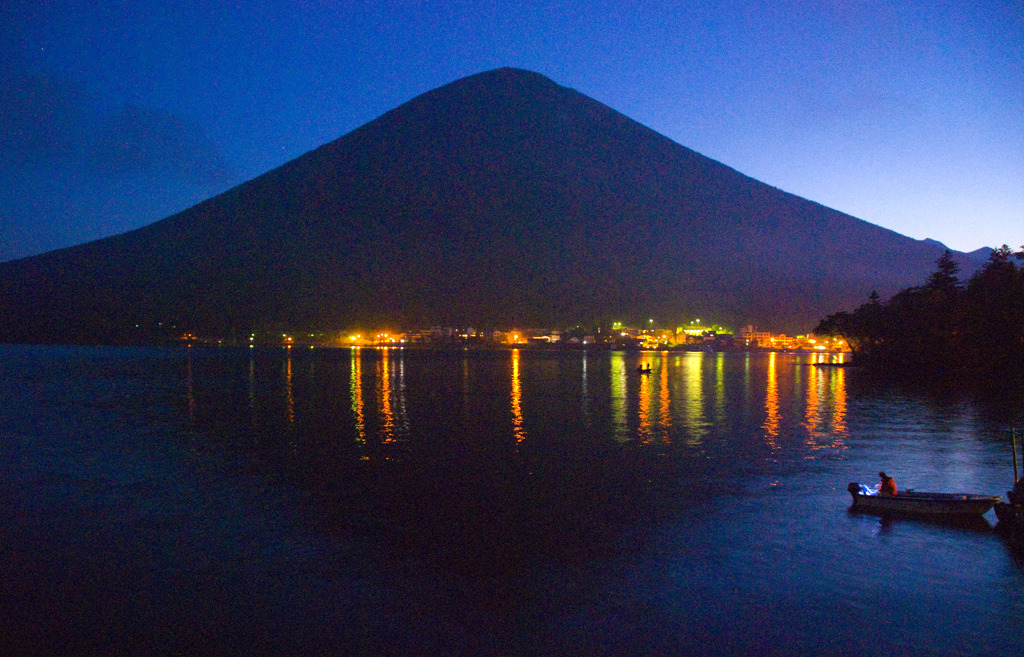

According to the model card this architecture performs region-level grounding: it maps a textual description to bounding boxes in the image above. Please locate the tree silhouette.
[815,246,1024,377]
[926,249,961,293]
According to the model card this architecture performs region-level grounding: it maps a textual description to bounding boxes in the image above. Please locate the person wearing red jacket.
[878,472,898,496]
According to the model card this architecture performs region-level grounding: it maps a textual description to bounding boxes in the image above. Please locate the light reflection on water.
[580,351,590,425]
[714,351,726,427]
[4,345,1023,657]
[611,350,627,442]
[803,355,848,454]
[350,346,365,445]
[636,356,653,443]
[328,348,854,457]
[681,351,706,445]
[377,347,408,443]
[511,348,525,443]
[321,348,856,462]
[763,351,781,447]
[284,352,295,425]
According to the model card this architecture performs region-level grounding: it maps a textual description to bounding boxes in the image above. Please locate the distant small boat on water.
[847,482,1000,518]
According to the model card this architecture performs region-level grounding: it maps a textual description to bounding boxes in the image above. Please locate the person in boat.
[1008,475,1024,506]
[878,472,897,496]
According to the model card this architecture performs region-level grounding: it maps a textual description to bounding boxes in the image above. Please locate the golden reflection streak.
[638,359,653,443]
[804,358,821,447]
[511,348,526,443]
[714,352,726,425]
[807,353,849,452]
[284,353,296,451]
[380,347,395,443]
[394,349,408,435]
[743,353,752,409]
[831,366,848,439]
[350,347,365,445]
[681,352,706,445]
[658,353,671,440]
[763,352,780,448]
[284,353,295,425]
[611,352,627,442]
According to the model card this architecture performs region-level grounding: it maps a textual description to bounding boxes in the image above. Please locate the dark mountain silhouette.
[0,68,984,344]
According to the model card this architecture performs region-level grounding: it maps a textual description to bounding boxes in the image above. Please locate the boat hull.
[847,483,1000,517]
[995,502,1024,542]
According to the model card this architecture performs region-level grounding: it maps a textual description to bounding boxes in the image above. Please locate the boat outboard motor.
[848,482,877,501]
[1008,477,1024,506]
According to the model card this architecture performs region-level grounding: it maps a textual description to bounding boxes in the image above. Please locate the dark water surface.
[2,345,1023,656]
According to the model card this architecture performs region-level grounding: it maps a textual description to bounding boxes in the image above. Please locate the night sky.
[2,1,1021,263]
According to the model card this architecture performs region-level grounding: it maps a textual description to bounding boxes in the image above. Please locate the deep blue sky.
[2,1,1021,263]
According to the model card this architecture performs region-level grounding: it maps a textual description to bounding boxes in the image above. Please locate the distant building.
[740,325,773,348]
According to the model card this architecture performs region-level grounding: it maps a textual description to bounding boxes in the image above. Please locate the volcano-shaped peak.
[0,69,961,344]
[456,66,558,86]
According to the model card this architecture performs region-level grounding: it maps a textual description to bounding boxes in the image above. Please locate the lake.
[2,345,1023,656]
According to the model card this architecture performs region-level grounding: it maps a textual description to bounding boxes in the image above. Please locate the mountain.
[0,68,975,344]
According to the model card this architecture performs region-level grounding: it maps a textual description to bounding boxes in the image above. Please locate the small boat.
[847,482,1000,517]
[994,471,1024,537]
[994,428,1024,542]
[636,366,652,375]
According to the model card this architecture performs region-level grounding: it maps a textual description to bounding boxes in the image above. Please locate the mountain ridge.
[0,67,979,343]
